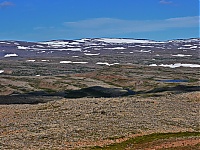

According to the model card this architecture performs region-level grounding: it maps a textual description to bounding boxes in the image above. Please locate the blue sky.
[0,0,199,41]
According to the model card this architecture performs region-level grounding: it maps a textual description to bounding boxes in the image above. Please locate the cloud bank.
[63,16,199,37]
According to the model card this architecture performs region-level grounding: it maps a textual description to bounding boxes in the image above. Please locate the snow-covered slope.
[0,38,199,60]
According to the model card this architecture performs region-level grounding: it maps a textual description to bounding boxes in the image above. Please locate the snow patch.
[96,38,164,44]
[149,64,157,67]
[0,42,10,44]
[136,50,151,53]
[60,61,88,64]
[35,45,45,48]
[72,62,88,64]
[190,46,198,49]
[4,54,18,57]
[57,48,81,51]
[41,41,69,47]
[105,47,126,50]
[68,42,80,45]
[172,54,192,57]
[138,45,154,48]
[183,44,192,47]
[60,61,72,64]
[26,60,36,62]
[17,46,29,50]
[96,62,119,66]
[75,38,90,42]
[149,63,200,68]
[14,43,20,45]
[37,51,46,53]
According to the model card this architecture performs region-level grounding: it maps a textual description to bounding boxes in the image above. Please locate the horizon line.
[0,36,199,42]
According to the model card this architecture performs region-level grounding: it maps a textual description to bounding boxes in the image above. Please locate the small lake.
[157,79,189,83]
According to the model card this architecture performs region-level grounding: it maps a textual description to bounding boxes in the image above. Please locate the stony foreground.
[0,92,199,149]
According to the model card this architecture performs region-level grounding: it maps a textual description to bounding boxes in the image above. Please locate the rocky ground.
[0,38,199,149]
[0,92,199,149]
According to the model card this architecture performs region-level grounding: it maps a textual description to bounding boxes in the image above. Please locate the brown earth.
[0,92,199,149]
[143,138,200,150]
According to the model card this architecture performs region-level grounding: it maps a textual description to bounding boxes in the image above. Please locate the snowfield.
[95,38,164,44]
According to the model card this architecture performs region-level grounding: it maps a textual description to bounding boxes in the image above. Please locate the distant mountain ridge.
[1,37,200,43]
[0,38,199,59]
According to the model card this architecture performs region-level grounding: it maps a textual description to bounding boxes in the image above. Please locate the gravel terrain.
[0,92,199,149]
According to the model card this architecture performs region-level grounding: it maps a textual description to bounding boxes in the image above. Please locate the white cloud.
[63,16,199,37]
[0,1,14,8]
[33,26,55,30]
[159,0,173,5]
[28,16,198,41]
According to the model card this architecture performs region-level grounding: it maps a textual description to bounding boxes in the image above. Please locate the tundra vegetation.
[0,38,199,149]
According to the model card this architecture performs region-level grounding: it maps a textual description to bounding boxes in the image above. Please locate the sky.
[0,0,199,41]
